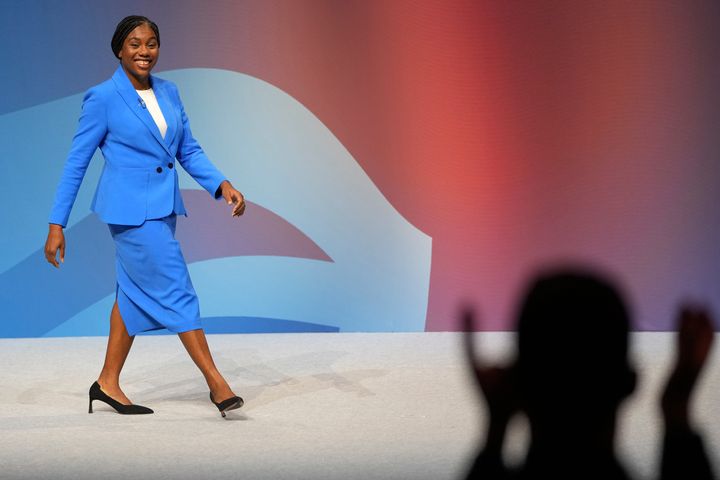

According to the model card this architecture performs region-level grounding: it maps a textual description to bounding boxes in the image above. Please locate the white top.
[136,88,168,139]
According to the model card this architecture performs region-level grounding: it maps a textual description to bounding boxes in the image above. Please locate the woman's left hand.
[219,180,246,217]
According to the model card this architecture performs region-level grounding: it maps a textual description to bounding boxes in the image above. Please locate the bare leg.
[96,299,135,405]
[178,328,237,402]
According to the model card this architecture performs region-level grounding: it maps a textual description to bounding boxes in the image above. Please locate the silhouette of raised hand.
[462,306,519,479]
[662,305,714,425]
[659,305,716,480]
[462,306,520,423]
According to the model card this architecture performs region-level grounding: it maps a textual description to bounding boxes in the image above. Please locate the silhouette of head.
[515,269,637,431]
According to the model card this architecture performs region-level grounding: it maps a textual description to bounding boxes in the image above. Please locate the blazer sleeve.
[48,86,107,228]
[171,83,228,199]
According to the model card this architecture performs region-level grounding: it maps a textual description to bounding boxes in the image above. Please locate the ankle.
[97,376,120,390]
[208,380,228,393]
[208,378,232,395]
[205,369,224,385]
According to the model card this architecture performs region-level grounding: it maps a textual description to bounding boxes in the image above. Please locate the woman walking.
[44,15,244,417]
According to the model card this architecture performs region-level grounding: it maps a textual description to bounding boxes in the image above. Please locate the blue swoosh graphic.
[0,68,432,336]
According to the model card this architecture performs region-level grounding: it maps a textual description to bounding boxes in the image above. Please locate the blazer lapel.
[154,84,178,149]
[111,65,174,157]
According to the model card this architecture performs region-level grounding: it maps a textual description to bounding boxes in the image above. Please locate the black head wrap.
[111,15,160,59]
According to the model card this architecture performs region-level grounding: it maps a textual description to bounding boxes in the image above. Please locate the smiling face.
[118,23,159,89]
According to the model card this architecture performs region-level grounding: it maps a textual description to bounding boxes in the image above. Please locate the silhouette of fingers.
[677,306,714,372]
[461,305,519,419]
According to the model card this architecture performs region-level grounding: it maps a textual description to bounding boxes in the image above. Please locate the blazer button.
[156,166,162,173]
[168,163,174,169]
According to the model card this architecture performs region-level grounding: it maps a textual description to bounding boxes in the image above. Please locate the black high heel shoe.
[88,381,154,415]
[209,391,244,417]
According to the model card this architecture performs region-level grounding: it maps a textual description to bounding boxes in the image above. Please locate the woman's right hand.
[44,224,66,268]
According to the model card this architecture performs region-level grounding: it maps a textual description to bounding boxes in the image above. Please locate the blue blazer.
[48,65,227,227]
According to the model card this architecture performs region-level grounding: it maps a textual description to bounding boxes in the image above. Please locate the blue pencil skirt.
[108,213,202,336]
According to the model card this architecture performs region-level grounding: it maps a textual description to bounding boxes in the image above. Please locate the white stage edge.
[0,332,718,479]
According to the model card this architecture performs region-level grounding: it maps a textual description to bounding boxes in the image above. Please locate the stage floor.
[0,332,718,479]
